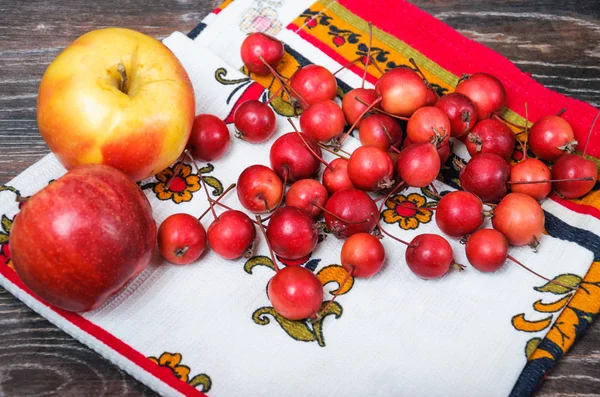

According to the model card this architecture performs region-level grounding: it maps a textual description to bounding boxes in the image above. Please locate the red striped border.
[0,265,207,397]
[550,194,600,219]
[288,23,381,87]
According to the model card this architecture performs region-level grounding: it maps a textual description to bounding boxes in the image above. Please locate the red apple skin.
[37,28,196,182]
[9,164,157,312]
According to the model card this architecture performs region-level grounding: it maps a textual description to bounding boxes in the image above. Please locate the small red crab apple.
[492,193,545,248]
[322,158,355,194]
[270,131,323,183]
[324,189,379,239]
[299,100,345,143]
[435,191,486,238]
[551,110,599,198]
[266,207,318,261]
[240,32,284,75]
[509,158,552,200]
[342,87,380,127]
[396,142,441,188]
[551,153,598,199]
[455,73,506,120]
[289,64,338,108]
[458,152,510,203]
[434,92,477,138]
[268,266,324,320]
[237,164,283,213]
[347,146,395,191]
[465,228,508,272]
[285,179,329,219]
[528,114,577,161]
[359,113,403,151]
[405,234,464,279]
[341,233,386,278]
[402,136,451,165]
[465,119,515,161]
[233,100,277,143]
[158,213,207,265]
[187,114,231,161]
[207,210,256,260]
[406,106,451,146]
[375,67,429,117]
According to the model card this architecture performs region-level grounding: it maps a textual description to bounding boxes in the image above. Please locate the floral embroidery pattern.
[245,256,353,347]
[511,273,586,359]
[296,6,449,97]
[240,7,283,35]
[381,193,434,230]
[240,51,305,117]
[140,162,223,204]
[299,8,333,30]
[148,352,212,393]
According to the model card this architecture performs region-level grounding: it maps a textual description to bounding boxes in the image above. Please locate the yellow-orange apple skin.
[37,28,195,181]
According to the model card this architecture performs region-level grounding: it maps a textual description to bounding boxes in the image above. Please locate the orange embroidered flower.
[381,193,433,230]
[149,352,191,382]
[148,352,212,392]
[153,163,200,204]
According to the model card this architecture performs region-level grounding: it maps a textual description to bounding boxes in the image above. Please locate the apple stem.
[174,246,189,258]
[507,254,577,291]
[312,266,353,323]
[556,108,567,117]
[361,22,373,89]
[380,122,393,145]
[258,56,308,108]
[318,143,350,160]
[256,215,280,272]
[265,83,286,106]
[257,193,271,213]
[492,113,527,130]
[507,176,594,185]
[354,96,409,121]
[408,58,437,99]
[287,118,335,172]
[209,201,260,226]
[117,63,128,94]
[15,195,29,203]
[583,109,599,157]
[184,150,219,221]
[429,183,439,196]
[313,203,370,225]
[340,97,383,145]
[198,183,236,221]
[333,54,384,77]
[522,103,529,159]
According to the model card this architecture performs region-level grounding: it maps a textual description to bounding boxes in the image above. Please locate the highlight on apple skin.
[37,28,196,182]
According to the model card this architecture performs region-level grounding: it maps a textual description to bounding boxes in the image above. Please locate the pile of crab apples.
[157,30,598,322]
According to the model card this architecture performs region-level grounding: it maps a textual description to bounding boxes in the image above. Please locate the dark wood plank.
[0,0,598,396]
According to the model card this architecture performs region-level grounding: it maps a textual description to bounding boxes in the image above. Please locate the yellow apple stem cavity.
[116,63,129,94]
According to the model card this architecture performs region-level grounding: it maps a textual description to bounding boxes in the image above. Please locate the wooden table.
[1,1,599,395]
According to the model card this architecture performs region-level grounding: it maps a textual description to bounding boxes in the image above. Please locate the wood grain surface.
[0,0,599,395]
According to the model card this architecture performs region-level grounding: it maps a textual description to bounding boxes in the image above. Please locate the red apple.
[9,164,157,312]
[37,28,196,182]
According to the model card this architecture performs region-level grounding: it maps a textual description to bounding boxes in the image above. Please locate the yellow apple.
[37,28,195,181]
